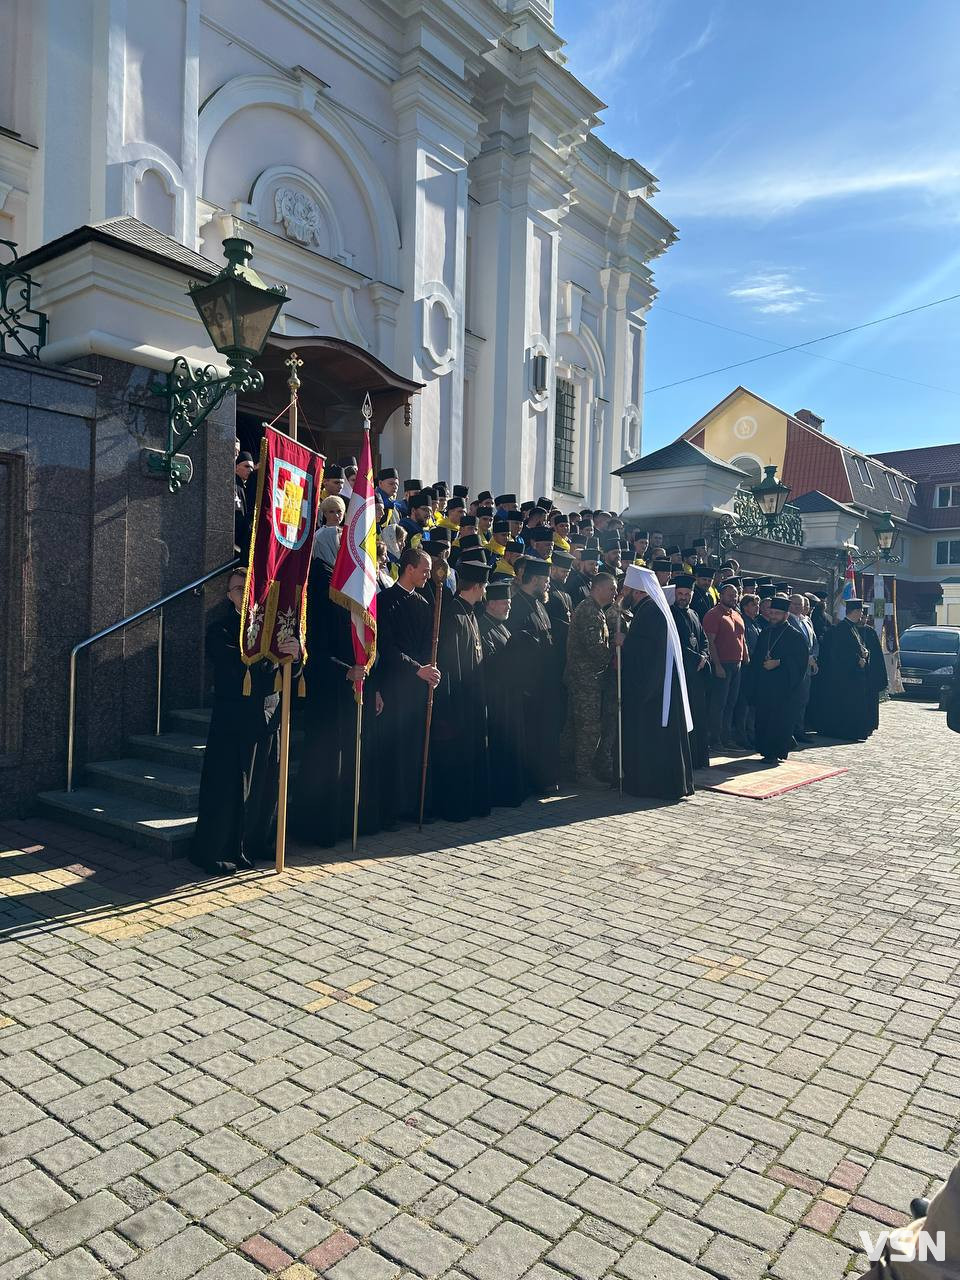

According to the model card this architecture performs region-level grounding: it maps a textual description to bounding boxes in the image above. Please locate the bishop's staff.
[329,392,379,853]
[615,603,624,799]
[418,556,447,829]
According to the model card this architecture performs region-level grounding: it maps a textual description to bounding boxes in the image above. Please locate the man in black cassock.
[812,598,874,740]
[192,568,301,875]
[430,559,491,821]
[859,617,889,737]
[752,595,810,762]
[670,574,711,769]
[377,547,441,820]
[507,558,557,793]
[620,565,694,803]
[478,581,528,808]
[546,550,575,777]
[292,554,384,847]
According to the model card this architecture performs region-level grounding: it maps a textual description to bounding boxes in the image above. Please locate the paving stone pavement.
[1,699,959,1279]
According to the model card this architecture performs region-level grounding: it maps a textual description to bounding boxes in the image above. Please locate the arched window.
[731,454,762,486]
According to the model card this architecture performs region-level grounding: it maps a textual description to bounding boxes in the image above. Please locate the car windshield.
[900,630,960,654]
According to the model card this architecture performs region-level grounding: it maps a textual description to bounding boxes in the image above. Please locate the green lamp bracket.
[144,355,263,493]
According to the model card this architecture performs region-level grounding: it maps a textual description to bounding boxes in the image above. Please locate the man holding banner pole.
[238,353,326,874]
[329,394,379,853]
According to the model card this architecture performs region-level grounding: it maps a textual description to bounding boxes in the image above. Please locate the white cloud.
[728,271,817,315]
[565,0,663,92]
[666,157,960,219]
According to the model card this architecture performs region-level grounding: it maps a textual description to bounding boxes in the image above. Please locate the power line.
[656,306,960,398]
[645,291,960,395]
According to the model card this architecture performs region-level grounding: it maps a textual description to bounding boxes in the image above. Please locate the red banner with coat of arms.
[239,426,324,675]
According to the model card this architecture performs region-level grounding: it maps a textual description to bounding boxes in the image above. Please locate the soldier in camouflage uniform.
[564,572,620,789]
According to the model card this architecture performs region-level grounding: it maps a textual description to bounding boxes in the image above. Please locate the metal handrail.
[66,557,240,791]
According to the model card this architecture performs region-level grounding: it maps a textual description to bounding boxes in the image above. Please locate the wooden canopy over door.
[237,335,423,471]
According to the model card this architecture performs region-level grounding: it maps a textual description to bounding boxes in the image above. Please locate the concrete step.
[85,757,200,812]
[128,731,207,773]
[166,707,212,734]
[37,787,195,855]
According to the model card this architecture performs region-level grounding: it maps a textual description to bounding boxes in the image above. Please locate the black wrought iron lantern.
[750,464,791,530]
[189,237,286,374]
[873,510,899,560]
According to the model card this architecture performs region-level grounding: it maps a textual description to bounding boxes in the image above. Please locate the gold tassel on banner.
[242,668,252,697]
[297,673,306,698]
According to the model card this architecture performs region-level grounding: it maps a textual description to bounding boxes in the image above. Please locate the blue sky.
[560,0,960,456]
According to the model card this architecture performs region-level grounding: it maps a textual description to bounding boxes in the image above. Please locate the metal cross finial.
[361,391,373,425]
[285,351,303,392]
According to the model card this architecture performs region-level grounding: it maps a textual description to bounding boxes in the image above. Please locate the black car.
[898,626,960,699]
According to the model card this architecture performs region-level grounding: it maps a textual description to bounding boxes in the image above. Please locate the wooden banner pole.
[418,557,447,830]
[616,606,624,800]
[352,686,363,853]
[274,351,302,875]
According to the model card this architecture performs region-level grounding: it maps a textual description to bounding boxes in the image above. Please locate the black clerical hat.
[453,484,469,498]
[459,514,477,527]
[694,563,712,578]
[433,481,448,497]
[651,558,671,572]
[520,558,550,577]
[527,527,553,543]
[666,544,682,556]
[325,464,344,479]
[741,578,758,589]
[237,451,255,463]
[411,490,433,507]
[377,467,399,481]
[600,531,622,552]
[529,506,548,518]
[478,490,493,502]
[580,547,601,563]
[673,574,695,588]
[458,560,490,585]
[774,581,792,593]
[486,581,511,601]
[520,500,535,511]
[552,512,570,525]
[770,595,791,611]
[447,496,465,512]
[403,478,422,491]
[492,518,510,534]
[570,535,587,548]
[339,456,358,469]
[495,493,516,506]
[458,533,482,550]
[426,529,451,548]
[723,577,742,589]
[477,505,495,518]
[552,550,575,568]
[758,585,776,599]
[844,597,864,610]
[506,540,525,554]
[506,509,523,522]
[536,496,552,511]
[692,537,707,548]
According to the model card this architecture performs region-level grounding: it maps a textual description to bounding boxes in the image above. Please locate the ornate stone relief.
[274,186,325,248]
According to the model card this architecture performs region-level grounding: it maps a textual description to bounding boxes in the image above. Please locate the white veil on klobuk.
[623,565,693,733]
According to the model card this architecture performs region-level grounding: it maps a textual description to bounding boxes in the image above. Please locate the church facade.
[0,0,675,508]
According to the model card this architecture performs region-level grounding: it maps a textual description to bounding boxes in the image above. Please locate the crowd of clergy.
[195,462,888,875]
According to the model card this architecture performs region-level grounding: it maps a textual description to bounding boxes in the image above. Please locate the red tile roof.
[782,423,852,504]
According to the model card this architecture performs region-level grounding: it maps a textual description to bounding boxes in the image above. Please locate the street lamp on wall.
[750,464,791,531]
[872,510,900,561]
[145,236,288,492]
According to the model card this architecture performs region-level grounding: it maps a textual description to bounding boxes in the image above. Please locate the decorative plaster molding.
[274,187,324,248]
[528,335,551,412]
[421,281,457,375]
[197,73,400,284]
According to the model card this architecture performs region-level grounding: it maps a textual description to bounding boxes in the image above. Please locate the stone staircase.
[38,707,211,857]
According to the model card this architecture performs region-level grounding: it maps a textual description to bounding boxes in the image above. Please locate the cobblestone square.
[1,700,958,1278]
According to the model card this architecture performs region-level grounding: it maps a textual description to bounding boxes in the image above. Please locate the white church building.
[0,0,676,508]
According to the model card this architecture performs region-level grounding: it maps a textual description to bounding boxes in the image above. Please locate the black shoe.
[236,853,255,870]
[761,756,778,764]
[910,1197,930,1219]
[794,732,814,742]
[188,852,237,877]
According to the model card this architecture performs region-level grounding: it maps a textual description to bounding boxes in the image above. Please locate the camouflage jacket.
[565,598,611,683]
